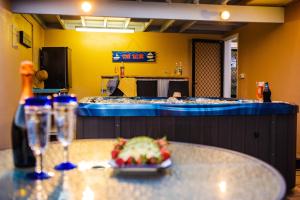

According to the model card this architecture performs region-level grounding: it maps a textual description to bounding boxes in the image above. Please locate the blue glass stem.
[64,146,69,163]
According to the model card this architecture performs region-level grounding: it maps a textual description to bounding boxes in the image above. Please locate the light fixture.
[81,1,92,13]
[76,27,135,33]
[220,10,231,20]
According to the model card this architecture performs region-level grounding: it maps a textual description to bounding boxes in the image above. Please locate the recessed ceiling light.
[81,1,92,13]
[220,10,231,20]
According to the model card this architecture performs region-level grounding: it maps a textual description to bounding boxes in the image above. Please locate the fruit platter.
[109,136,172,172]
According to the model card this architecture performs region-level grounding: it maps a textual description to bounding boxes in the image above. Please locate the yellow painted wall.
[44,30,221,99]
[0,1,44,149]
[233,1,300,154]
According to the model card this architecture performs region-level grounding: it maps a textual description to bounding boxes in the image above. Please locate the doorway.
[223,34,239,98]
[192,39,224,97]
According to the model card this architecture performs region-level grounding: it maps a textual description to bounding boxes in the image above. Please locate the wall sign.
[112,51,156,62]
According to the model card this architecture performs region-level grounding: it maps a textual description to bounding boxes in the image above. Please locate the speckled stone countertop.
[0,140,285,200]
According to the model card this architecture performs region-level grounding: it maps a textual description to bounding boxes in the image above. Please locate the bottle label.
[120,67,125,77]
[14,104,26,129]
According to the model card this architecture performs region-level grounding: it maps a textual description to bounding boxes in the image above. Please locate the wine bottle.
[11,61,36,168]
[120,62,125,78]
[179,61,183,76]
[263,82,272,103]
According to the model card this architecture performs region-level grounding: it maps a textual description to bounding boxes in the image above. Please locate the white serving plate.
[108,159,172,172]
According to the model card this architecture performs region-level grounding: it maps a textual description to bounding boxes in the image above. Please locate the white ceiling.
[14,0,292,35]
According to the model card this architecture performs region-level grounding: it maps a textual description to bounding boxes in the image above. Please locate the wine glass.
[53,95,78,171]
[24,96,52,180]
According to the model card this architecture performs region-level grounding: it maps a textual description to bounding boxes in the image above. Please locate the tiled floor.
[287,171,300,199]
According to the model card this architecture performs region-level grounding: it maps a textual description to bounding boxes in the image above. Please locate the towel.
[157,79,169,97]
[118,78,137,97]
[106,76,119,95]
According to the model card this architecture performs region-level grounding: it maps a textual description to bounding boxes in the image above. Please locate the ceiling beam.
[81,16,86,26]
[142,19,153,32]
[160,19,175,32]
[190,24,235,31]
[221,0,230,4]
[230,0,251,5]
[103,17,107,27]
[56,15,65,29]
[124,18,130,28]
[11,0,284,23]
[31,14,47,29]
[179,21,196,33]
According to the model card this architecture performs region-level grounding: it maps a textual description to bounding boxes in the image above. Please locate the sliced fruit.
[111,149,120,159]
[160,148,171,161]
[157,137,168,148]
[148,157,159,165]
[114,144,123,150]
[115,158,125,166]
[117,138,127,146]
[126,156,136,165]
[118,136,161,161]
[112,136,171,166]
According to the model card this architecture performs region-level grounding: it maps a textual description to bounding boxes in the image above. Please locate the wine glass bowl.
[24,96,52,180]
[53,95,78,171]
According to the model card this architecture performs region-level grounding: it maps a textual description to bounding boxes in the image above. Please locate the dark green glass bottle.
[263,82,272,103]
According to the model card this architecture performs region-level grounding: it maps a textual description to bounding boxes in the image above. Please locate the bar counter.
[76,97,298,190]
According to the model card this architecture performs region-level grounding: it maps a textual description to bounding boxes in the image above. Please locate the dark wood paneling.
[80,117,115,139]
[244,116,259,158]
[275,115,293,190]
[174,117,190,142]
[160,117,176,141]
[275,115,288,185]
[115,117,121,137]
[145,117,162,138]
[189,117,204,144]
[230,116,246,153]
[119,117,162,139]
[97,117,116,138]
[76,116,84,139]
[120,117,148,138]
[218,116,232,149]
[82,117,99,139]
[257,116,271,163]
[210,116,219,147]
[287,115,297,190]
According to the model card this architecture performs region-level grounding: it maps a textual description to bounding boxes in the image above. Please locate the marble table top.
[0,139,285,200]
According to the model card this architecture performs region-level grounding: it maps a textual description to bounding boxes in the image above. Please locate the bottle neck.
[20,74,33,104]
[264,83,269,88]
